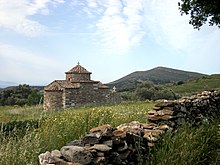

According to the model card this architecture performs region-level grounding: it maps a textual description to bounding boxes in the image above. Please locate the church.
[44,63,119,111]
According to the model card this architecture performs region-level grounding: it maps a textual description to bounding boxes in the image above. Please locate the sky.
[0,0,219,85]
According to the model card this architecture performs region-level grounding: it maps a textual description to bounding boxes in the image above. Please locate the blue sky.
[0,0,219,85]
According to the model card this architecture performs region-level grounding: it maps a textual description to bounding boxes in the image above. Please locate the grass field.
[0,105,44,123]
[0,101,154,164]
[0,101,219,165]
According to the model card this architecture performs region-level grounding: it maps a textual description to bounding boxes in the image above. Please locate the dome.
[65,62,91,74]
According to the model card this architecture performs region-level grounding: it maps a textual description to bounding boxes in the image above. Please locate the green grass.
[168,74,220,96]
[149,120,220,165]
[0,105,44,123]
[0,101,154,165]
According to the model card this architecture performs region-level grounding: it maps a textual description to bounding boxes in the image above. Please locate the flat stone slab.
[61,146,92,164]
[89,144,112,152]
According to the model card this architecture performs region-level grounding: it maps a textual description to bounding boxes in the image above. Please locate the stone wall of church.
[66,73,91,82]
[63,84,120,108]
[43,90,63,111]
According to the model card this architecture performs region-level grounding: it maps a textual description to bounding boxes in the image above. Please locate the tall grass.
[0,101,154,164]
[0,105,44,123]
[149,120,220,165]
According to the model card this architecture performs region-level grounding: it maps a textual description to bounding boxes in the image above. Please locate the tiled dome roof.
[66,63,91,74]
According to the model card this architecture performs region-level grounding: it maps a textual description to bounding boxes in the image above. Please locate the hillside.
[108,66,206,91]
[168,74,220,96]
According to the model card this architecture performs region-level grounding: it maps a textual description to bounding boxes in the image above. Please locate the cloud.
[142,0,192,50]
[70,0,219,57]
[0,0,64,37]
[141,0,220,73]
[142,0,220,51]
[71,0,146,52]
[0,43,61,84]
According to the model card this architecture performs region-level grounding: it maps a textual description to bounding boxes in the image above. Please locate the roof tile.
[66,64,91,74]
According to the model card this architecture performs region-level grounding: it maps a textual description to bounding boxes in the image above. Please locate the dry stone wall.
[148,90,220,128]
[39,90,220,165]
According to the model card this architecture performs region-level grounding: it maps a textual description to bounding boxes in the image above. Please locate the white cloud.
[72,0,146,52]
[141,0,220,73]
[142,0,220,51]
[0,0,64,37]
[0,43,61,84]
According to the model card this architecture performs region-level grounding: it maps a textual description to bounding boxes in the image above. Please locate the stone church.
[44,63,120,111]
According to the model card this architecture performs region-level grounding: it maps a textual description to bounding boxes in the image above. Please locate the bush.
[134,87,178,101]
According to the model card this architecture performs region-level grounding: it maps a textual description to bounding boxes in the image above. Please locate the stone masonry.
[44,63,120,111]
[39,90,220,164]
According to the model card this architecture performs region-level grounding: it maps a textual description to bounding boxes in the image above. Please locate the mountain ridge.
[0,80,18,88]
[107,66,207,91]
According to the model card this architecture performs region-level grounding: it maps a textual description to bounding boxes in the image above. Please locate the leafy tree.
[153,89,177,100]
[27,89,42,105]
[0,84,42,106]
[119,80,179,101]
[137,80,154,88]
[135,87,156,100]
[120,92,136,101]
[178,0,220,29]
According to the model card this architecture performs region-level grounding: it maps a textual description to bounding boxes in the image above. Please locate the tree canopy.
[0,84,42,106]
[178,0,220,29]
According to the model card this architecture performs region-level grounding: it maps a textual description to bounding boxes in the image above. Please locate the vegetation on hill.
[112,74,220,101]
[0,84,42,106]
[108,66,206,91]
[167,74,220,96]
[120,80,178,101]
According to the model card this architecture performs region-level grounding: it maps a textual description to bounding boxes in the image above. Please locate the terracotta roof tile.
[94,82,110,89]
[44,80,80,91]
[56,80,80,88]
[66,64,91,74]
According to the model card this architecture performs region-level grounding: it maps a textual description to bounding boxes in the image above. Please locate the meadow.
[0,101,219,164]
[0,101,154,164]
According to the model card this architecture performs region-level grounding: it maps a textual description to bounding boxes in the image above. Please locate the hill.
[0,80,18,88]
[108,66,206,91]
[167,74,220,96]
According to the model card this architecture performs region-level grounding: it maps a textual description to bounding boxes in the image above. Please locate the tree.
[0,84,42,106]
[27,89,42,105]
[178,0,220,29]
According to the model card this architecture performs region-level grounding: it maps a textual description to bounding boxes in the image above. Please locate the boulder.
[61,146,92,164]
